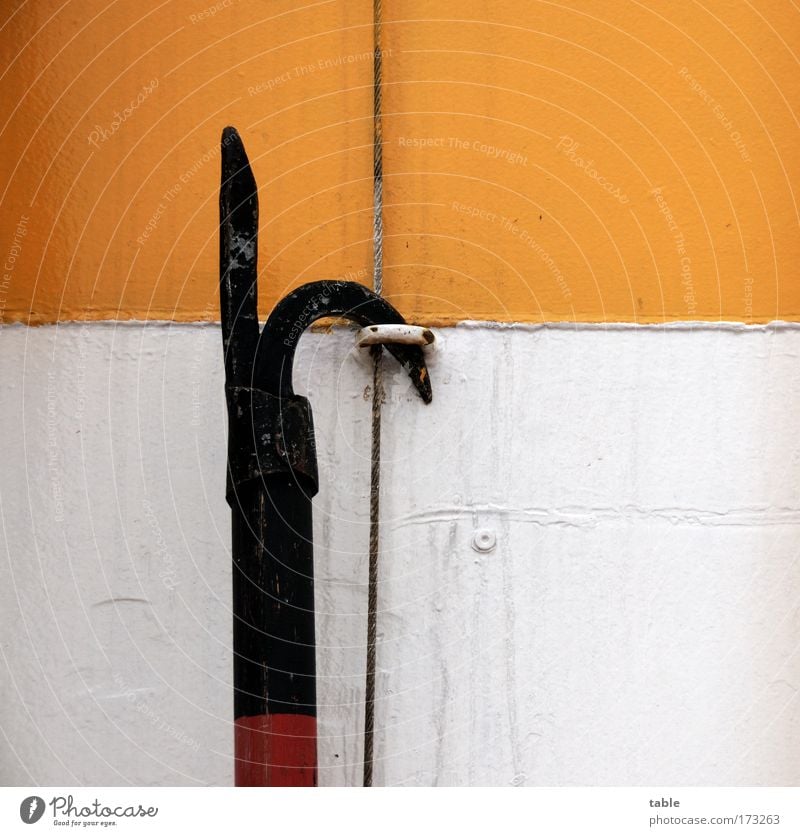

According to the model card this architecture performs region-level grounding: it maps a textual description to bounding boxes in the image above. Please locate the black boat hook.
[220,126,432,786]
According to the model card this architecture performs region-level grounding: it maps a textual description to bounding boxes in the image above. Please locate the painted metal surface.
[1,1,798,324]
[2,322,800,785]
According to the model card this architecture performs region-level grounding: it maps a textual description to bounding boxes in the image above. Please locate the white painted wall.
[1,321,799,786]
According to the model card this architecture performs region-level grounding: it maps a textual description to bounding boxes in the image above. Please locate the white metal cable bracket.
[356,324,435,348]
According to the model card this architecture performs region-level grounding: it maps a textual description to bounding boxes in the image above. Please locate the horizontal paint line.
[396,503,800,529]
[5,310,800,327]
[4,319,800,332]
[455,319,800,332]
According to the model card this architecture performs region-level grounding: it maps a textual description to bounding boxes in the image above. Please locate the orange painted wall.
[1,1,798,324]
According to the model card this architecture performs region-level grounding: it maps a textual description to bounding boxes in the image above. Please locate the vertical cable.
[363,0,384,788]
[371,0,384,298]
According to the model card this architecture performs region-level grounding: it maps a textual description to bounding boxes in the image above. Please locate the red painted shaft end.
[235,714,317,786]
